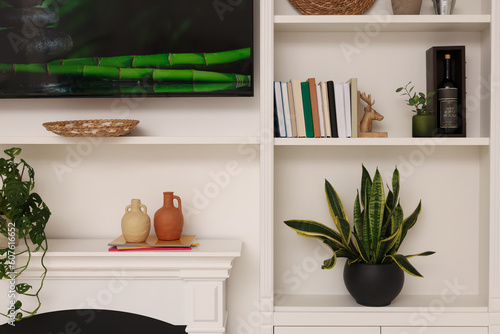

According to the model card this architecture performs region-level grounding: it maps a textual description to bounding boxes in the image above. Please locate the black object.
[4,0,45,8]
[343,262,405,307]
[0,0,254,98]
[437,53,459,134]
[0,309,187,334]
[326,81,339,138]
[426,46,466,137]
[0,8,59,27]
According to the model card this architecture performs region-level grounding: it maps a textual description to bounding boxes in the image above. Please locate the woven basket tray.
[289,0,375,15]
[42,119,139,137]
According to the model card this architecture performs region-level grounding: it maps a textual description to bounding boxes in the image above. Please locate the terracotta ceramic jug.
[121,199,151,242]
[154,192,184,241]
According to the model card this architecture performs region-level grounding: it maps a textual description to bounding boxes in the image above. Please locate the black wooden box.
[426,46,466,137]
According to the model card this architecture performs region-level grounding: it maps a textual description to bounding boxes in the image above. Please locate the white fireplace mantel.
[20,238,242,334]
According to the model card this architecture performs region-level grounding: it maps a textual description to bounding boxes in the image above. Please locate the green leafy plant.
[284,165,434,277]
[0,147,51,321]
[396,81,435,115]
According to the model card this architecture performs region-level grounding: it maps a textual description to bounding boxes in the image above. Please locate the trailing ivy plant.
[284,165,434,277]
[0,147,51,321]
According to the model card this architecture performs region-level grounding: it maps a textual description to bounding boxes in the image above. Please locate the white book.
[287,81,298,137]
[316,84,325,137]
[319,82,332,137]
[334,82,347,138]
[274,81,286,137]
[350,78,358,138]
[343,81,351,138]
[281,81,293,138]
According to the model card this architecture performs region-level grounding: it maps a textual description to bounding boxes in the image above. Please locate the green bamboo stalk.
[0,63,251,83]
[47,48,251,69]
[78,82,250,95]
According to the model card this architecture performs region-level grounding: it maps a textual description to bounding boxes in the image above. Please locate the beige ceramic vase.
[391,0,423,14]
[121,199,151,242]
[154,192,184,241]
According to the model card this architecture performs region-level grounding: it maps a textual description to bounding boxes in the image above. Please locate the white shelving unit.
[274,137,490,146]
[0,136,260,145]
[274,15,491,32]
[260,0,500,333]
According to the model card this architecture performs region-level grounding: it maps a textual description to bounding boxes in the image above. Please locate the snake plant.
[284,165,434,277]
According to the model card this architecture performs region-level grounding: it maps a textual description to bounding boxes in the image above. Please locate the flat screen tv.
[0,0,253,98]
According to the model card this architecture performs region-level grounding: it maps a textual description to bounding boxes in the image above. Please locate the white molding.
[260,0,275,333]
[17,239,241,334]
[490,326,500,334]
[491,299,500,314]
[273,311,490,327]
[19,239,241,280]
[491,0,500,309]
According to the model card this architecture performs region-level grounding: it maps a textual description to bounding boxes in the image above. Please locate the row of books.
[274,78,359,138]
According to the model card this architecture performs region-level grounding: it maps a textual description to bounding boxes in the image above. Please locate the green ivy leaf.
[15,283,32,294]
[14,300,22,310]
[4,147,22,159]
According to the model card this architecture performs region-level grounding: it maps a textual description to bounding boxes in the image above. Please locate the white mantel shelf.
[21,238,242,280]
[19,238,242,334]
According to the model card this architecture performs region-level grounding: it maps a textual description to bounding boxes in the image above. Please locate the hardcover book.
[108,235,197,248]
[291,79,306,137]
[343,81,351,138]
[319,81,332,137]
[349,78,359,138]
[301,81,314,138]
[315,82,325,137]
[326,81,339,138]
[274,81,286,137]
[281,81,293,138]
[334,82,346,138]
[307,78,321,138]
[287,81,298,137]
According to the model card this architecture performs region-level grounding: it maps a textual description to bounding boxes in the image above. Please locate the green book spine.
[301,81,314,138]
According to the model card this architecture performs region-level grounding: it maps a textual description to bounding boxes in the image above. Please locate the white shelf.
[274,15,491,32]
[0,136,260,145]
[18,238,242,279]
[274,137,490,146]
[274,294,488,312]
[273,295,489,327]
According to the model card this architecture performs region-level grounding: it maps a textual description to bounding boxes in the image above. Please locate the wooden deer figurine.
[358,91,388,138]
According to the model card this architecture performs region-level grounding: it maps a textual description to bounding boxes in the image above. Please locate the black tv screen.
[0,0,253,98]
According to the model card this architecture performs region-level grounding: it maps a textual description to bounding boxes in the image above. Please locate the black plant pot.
[343,262,404,306]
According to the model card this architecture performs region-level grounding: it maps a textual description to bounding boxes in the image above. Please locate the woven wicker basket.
[42,119,139,137]
[289,0,375,15]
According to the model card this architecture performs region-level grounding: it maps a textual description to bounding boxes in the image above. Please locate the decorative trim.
[260,0,275,332]
[491,0,500,306]
[17,239,241,334]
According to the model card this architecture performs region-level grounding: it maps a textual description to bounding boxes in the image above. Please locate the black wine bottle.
[437,54,459,134]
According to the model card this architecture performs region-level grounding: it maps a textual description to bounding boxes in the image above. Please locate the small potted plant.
[284,165,434,306]
[0,147,51,322]
[396,82,436,137]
